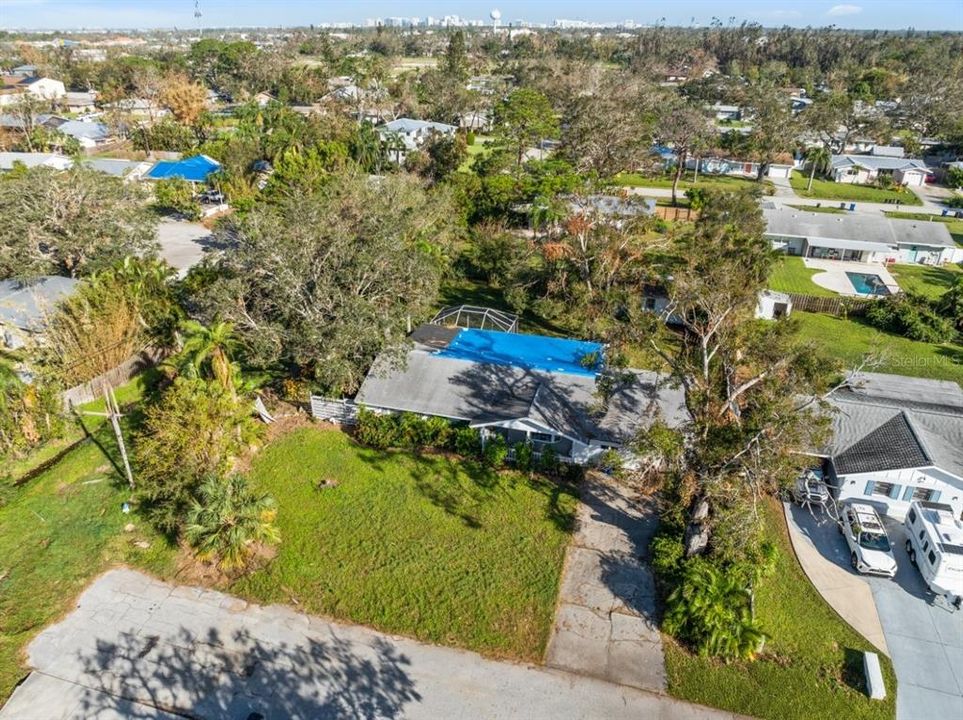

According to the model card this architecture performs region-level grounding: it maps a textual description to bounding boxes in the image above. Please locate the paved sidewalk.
[783,502,888,653]
[545,474,666,692]
[1,569,742,720]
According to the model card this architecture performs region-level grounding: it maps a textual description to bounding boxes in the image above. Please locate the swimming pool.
[846,272,890,296]
[437,328,604,376]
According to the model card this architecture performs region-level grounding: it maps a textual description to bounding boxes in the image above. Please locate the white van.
[904,501,963,608]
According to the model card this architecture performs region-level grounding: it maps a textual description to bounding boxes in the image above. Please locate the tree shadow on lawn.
[353,440,576,533]
[74,624,420,719]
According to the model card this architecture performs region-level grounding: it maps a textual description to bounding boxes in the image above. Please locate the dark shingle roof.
[833,412,930,474]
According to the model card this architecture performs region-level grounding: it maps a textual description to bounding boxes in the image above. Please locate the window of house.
[908,508,917,524]
[912,487,936,502]
[643,297,657,311]
[872,482,895,498]
[928,550,937,566]
[530,432,556,444]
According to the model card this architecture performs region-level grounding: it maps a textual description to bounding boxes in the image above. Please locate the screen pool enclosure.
[846,272,891,296]
[437,328,604,377]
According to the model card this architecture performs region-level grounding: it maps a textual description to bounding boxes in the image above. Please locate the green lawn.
[666,498,896,720]
[883,211,963,247]
[0,376,175,703]
[613,172,771,193]
[458,135,494,173]
[787,204,847,214]
[232,427,577,660]
[768,256,837,297]
[889,263,963,300]
[790,171,923,206]
[793,311,963,385]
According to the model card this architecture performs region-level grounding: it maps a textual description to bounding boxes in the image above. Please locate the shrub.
[946,195,963,209]
[663,558,767,661]
[0,366,64,460]
[650,532,686,583]
[466,130,476,146]
[354,407,400,449]
[481,433,509,467]
[513,441,534,471]
[538,446,560,475]
[452,425,482,456]
[864,292,956,343]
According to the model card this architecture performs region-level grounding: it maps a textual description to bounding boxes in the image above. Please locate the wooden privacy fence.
[61,346,168,408]
[310,396,359,425]
[655,206,698,222]
[786,293,873,317]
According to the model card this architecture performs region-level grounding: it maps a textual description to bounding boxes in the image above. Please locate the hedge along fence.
[786,293,874,317]
[61,345,169,408]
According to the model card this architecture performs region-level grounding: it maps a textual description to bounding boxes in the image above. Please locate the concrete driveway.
[788,506,963,720]
[155,219,218,276]
[1,569,740,720]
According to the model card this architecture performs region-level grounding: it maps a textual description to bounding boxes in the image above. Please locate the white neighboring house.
[379,117,456,163]
[820,373,963,523]
[829,153,930,187]
[764,205,963,265]
[0,75,66,107]
[0,151,72,172]
[57,120,113,149]
[64,90,98,111]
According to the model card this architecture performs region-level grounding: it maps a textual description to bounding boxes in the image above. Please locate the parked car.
[839,503,897,577]
[904,501,963,608]
[792,468,830,506]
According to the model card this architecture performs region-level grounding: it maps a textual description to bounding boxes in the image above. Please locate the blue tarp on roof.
[438,328,604,377]
[145,154,220,182]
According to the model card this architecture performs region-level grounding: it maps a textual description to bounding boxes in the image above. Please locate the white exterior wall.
[895,169,927,187]
[832,167,874,185]
[835,466,963,521]
[29,78,66,100]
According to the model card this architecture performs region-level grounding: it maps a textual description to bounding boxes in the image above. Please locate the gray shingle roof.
[830,154,927,172]
[764,207,956,249]
[0,276,79,331]
[826,373,963,477]
[356,343,687,446]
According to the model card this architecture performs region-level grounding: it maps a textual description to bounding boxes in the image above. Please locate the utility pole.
[80,384,134,490]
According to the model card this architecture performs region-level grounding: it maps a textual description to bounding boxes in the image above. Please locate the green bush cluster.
[864,292,957,343]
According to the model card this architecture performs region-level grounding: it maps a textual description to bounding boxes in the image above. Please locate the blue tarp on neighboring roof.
[145,154,220,182]
[438,328,604,377]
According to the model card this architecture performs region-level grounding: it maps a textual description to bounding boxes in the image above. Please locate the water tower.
[490,8,501,30]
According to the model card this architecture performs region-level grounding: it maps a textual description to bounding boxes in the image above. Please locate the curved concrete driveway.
[786,503,963,720]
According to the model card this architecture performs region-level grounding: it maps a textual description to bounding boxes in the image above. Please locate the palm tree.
[185,474,280,571]
[805,145,832,192]
[172,320,238,393]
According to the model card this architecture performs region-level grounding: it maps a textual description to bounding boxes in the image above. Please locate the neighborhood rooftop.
[824,373,963,478]
[0,276,79,332]
[763,206,956,249]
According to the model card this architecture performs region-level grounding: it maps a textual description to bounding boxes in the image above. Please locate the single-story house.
[82,158,152,181]
[458,110,492,132]
[0,151,72,172]
[64,90,97,111]
[349,323,687,465]
[829,154,930,187]
[818,372,963,522]
[684,155,795,179]
[0,276,79,349]
[709,103,742,121]
[103,97,168,119]
[566,193,656,219]
[764,206,963,265]
[144,154,221,184]
[379,117,457,162]
[0,75,66,107]
[56,120,112,148]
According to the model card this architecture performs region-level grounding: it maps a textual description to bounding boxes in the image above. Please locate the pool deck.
[805,258,900,297]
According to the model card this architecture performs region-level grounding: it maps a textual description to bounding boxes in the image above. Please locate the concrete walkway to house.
[545,473,667,693]
[783,502,889,654]
[804,258,900,296]
[1,569,743,720]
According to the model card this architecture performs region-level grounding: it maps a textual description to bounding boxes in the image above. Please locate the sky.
[1,0,961,31]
